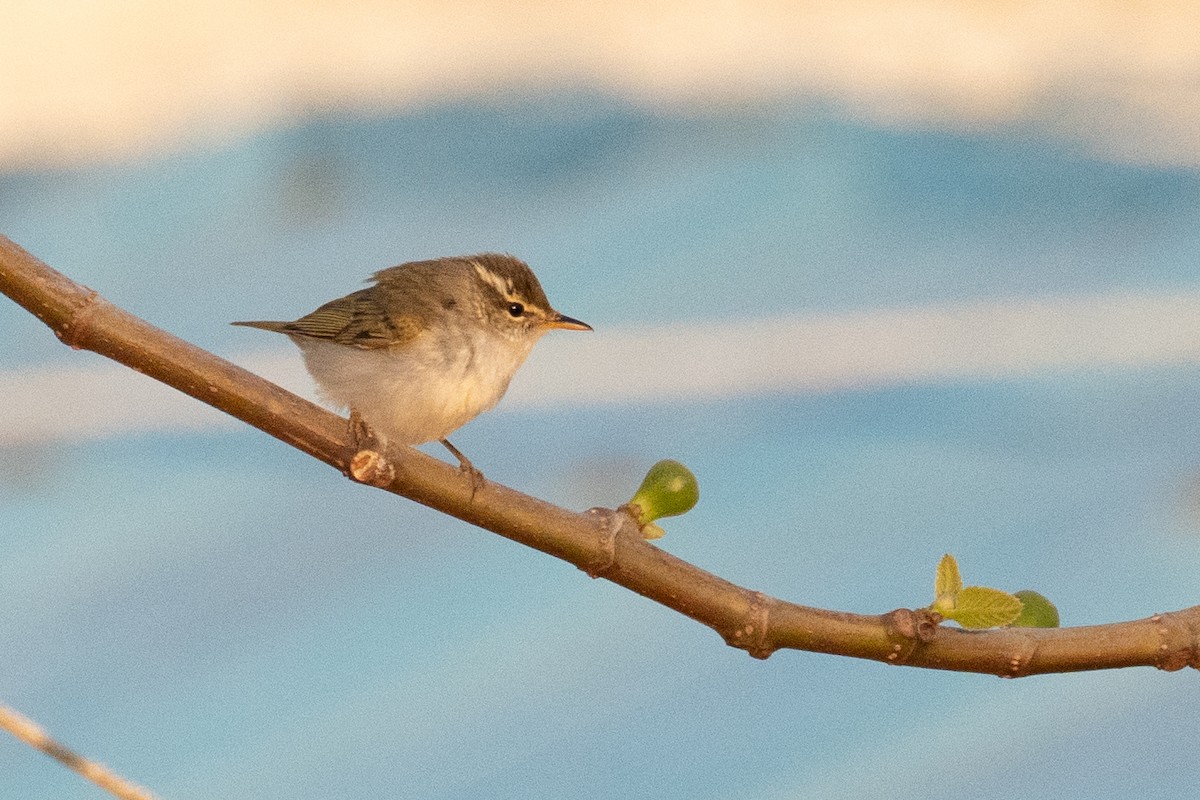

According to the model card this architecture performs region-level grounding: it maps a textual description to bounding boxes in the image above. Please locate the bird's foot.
[348,409,385,451]
[345,411,396,486]
[440,438,485,499]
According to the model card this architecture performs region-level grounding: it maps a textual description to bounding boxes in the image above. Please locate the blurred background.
[4,2,1200,798]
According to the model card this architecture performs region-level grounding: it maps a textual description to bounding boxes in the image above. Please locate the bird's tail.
[231,320,290,333]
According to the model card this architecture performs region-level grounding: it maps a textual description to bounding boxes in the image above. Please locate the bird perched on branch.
[234,253,591,480]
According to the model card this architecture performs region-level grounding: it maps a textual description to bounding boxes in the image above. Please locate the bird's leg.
[440,438,485,497]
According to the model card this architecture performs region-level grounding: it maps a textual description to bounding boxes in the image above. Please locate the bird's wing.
[282,290,423,349]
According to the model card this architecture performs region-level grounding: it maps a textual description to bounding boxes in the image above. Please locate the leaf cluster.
[930,554,1059,630]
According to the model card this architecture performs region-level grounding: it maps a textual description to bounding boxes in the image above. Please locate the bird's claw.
[459,461,485,499]
[348,410,384,451]
[440,438,485,499]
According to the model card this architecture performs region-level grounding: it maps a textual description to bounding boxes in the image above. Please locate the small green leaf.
[1011,590,1060,628]
[946,586,1024,630]
[627,460,700,530]
[935,553,963,598]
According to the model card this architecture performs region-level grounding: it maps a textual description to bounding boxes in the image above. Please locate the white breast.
[292,330,536,445]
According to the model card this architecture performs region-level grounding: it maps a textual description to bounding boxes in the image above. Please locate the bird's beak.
[543,312,593,332]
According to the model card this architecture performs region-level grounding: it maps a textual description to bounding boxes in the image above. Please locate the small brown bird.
[234,253,591,471]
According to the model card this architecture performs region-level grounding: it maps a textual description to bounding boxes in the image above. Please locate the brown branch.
[0,704,159,800]
[3,234,1199,677]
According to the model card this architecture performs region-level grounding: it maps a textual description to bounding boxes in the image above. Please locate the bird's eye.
[507,302,525,318]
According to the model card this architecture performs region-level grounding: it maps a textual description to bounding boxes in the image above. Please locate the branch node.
[725,591,775,659]
[886,607,940,643]
[580,508,622,578]
[1002,633,1040,678]
[1149,611,1200,672]
[349,449,396,488]
[54,288,102,350]
[883,608,941,665]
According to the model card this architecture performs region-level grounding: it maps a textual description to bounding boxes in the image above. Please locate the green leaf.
[945,586,1024,630]
[1011,590,1060,628]
[627,460,700,531]
[935,553,963,598]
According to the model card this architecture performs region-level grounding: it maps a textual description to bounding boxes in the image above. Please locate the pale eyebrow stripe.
[471,262,515,299]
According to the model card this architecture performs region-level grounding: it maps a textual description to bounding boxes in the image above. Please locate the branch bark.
[3,234,1198,677]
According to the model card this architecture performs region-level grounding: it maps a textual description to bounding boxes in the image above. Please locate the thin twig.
[0,704,159,800]
[2,234,1198,678]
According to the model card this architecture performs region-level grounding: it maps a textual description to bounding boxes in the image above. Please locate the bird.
[233,253,591,478]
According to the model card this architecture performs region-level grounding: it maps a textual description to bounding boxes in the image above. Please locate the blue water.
[3,93,1200,800]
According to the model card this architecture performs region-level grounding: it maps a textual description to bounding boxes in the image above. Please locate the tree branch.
[0,704,158,800]
[3,234,1198,677]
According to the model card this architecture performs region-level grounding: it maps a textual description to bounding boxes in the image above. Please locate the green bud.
[626,459,699,537]
[1011,590,1060,628]
[930,592,956,618]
